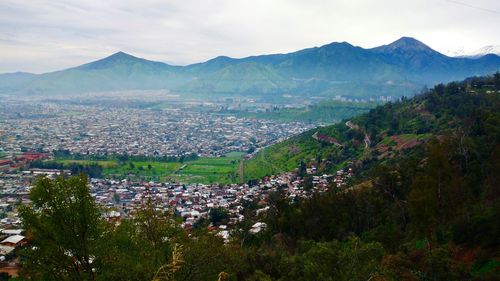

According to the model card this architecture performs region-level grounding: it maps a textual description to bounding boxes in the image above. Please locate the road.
[239,160,244,183]
[346,120,370,149]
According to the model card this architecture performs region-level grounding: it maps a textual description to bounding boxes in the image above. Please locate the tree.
[494,71,500,89]
[175,233,241,281]
[281,237,385,281]
[97,200,181,281]
[209,208,229,226]
[303,175,314,191]
[113,193,121,203]
[298,160,307,177]
[0,272,10,281]
[19,175,105,281]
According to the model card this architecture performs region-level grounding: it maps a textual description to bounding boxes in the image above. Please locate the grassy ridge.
[243,126,353,181]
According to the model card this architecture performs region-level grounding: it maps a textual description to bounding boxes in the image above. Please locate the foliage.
[29,160,103,178]
[280,237,385,281]
[19,175,105,281]
[209,208,230,225]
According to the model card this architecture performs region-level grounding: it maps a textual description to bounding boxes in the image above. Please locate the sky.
[0,0,499,73]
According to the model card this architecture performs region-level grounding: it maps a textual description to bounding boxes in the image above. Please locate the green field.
[54,152,246,184]
[57,159,118,168]
[59,111,84,116]
[173,156,241,184]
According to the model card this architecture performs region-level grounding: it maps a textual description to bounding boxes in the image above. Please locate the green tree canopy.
[20,175,105,281]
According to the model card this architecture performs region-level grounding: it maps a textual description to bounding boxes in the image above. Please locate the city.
[0,100,315,158]
[0,96,342,275]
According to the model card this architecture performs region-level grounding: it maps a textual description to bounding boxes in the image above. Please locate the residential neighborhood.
[0,96,357,277]
[0,100,315,158]
[0,162,354,275]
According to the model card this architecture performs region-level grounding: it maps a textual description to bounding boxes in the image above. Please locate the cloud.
[0,0,499,73]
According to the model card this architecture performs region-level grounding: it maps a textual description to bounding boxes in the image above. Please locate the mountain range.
[1,37,499,99]
[446,45,500,58]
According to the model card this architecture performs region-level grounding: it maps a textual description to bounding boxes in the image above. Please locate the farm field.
[52,152,246,184]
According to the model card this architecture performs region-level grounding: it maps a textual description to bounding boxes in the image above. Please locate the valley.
[1,0,500,279]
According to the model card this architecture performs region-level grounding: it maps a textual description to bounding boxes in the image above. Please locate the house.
[0,245,14,256]
[249,222,267,234]
[0,160,13,168]
[1,229,23,236]
[0,235,25,248]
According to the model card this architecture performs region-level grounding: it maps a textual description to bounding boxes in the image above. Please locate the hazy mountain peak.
[321,41,355,49]
[477,45,500,55]
[76,51,165,71]
[2,37,499,95]
[453,45,500,58]
[393,36,423,44]
[373,36,436,54]
[206,55,236,64]
[109,51,134,58]
[102,51,141,62]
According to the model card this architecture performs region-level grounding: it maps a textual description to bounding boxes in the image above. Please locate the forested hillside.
[244,73,500,181]
[238,74,500,280]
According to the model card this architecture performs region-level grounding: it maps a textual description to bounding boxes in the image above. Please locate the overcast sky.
[1,0,499,73]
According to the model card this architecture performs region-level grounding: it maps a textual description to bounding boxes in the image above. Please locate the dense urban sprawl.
[0,101,314,157]
[0,98,346,274]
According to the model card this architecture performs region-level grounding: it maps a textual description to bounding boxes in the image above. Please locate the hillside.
[2,37,499,99]
[19,52,189,93]
[0,72,36,92]
[244,73,500,180]
[240,74,500,280]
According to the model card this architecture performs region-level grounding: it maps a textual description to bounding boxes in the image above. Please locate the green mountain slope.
[241,75,500,280]
[0,72,36,92]
[2,37,500,98]
[244,73,500,180]
[21,52,188,94]
[183,61,295,94]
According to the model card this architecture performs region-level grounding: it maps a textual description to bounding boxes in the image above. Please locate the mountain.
[16,52,191,93]
[0,72,36,92]
[244,73,500,180]
[447,45,500,58]
[472,45,500,57]
[239,75,500,280]
[1,37,500,98]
